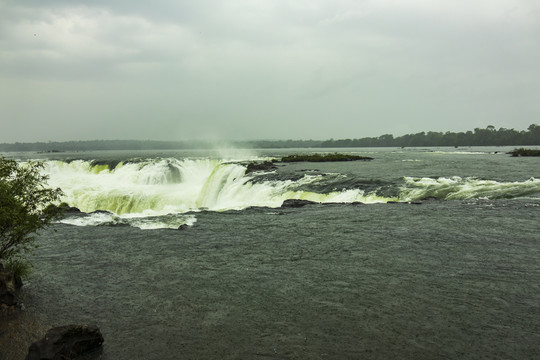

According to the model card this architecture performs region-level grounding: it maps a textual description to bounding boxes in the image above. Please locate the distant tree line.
[0,124,539,152]
[320,124,540,148]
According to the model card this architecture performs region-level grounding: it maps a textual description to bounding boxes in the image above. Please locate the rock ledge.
[26,324,104,360]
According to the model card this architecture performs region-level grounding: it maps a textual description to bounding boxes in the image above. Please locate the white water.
[41,158,540,229]
[43,158,390,217]
[59,212,197,230]
[400,176,540,201]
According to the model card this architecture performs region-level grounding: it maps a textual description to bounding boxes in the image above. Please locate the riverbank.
[0,307,49,360]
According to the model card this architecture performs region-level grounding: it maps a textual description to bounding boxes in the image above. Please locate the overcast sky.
[1,0,539,142]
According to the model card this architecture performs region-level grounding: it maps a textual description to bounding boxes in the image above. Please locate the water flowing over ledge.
[38,156,540,228]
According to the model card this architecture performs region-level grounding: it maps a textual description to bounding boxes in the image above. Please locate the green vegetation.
[281,153,373,162]
[320,124,540,148]
[0,157,63,268]
[508,148,540,157]
[4,257,33,280]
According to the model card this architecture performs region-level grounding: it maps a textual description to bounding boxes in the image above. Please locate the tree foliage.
[320,124,540,148]
[0,157,63,262]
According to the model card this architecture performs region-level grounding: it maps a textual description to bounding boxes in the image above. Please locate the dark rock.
[26,324,104,360]
[57,205,88,218]
[508,148,540,157]
[321,202,344,206]
[281,199,318,208]
[89,210,113,215]
[14,274,23,290]
[98,222,130,228]
[0,272,19,307]
[55,203,83,214]
[281,153,374,162]
[245,161,277,174]
[321,201,365,206]
[178,224,189,230]
[420,196,440,201]
[90,159,122,170]
[244,206,269,211]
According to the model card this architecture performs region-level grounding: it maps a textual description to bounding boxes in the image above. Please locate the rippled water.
[8,147,540,359]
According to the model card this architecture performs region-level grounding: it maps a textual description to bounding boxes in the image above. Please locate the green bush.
[0,157,64,263]
[3,257,33,280]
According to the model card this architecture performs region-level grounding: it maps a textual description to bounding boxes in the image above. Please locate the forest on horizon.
[1,124,539,152]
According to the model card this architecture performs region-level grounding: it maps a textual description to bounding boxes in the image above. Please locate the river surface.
[5,147,540,359]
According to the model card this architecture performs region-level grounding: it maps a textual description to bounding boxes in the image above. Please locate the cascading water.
[40,157,540,229]
[399,176,540,201]
[43,158,392,216]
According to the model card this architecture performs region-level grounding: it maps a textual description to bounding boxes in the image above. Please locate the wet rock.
[26,324,104,360]
[0,287,16,307]
[63,206,83,214]
[420,196,440,201]
[280,153,374,162]
[57,205,87,218]
[0,271,21,307]
[281,199,318,208]
[508,148,540,157]
[54,203,83,214]
[178,224,189,230]
[89,210,113,215]
[245,161,277,174]
[321,201,365,206]
[244,206,269,211]
[99,222,130,228]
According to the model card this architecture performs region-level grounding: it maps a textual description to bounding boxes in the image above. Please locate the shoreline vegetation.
[0,124,539,152]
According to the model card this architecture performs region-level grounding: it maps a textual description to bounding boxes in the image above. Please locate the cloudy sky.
[1,0,539,142]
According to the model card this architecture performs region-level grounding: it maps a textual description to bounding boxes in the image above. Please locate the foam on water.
[400,176,540,201]
[41,158,540,229]
[59,211,197,230]
[43,158,391,220]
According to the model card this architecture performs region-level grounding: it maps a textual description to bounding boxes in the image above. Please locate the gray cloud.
[1,0,539,142]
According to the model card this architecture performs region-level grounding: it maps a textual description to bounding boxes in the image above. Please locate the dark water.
[11,147,540,359]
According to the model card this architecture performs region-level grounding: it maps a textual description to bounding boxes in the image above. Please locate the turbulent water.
[5,147,540,359]
[19,147,540,229]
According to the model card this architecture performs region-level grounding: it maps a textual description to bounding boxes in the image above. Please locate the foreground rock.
[26,324,104,360]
